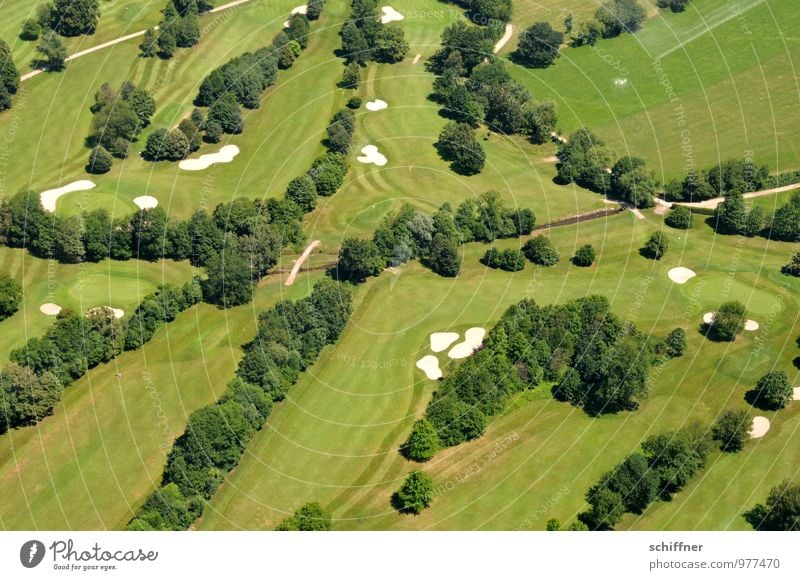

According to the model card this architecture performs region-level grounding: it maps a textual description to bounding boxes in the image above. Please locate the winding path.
[657,181,800,211]
[284,240,321,286]
[20,0,255,82]
[493,24,514,54]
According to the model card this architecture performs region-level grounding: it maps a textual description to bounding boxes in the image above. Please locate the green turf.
[197,210,799,530]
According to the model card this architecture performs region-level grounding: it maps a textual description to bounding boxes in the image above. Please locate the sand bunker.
[357,145,387,166]
[291,5,308,14]
[744,320,760,331]
[412,54,421,64]
[430,332,460,353]
[40,180,96,213]
[416,355,442,380]
[366,99,388,111]
[667,267,696,284]
[133,195,159,209]
[39,303,62,316]
[87,306,124,319]
[750,416,770,439]
[793,387,800,401]
[179,145,239,171]
[702,312,715,325]
[379,6,404,23]
[448,327,486,359]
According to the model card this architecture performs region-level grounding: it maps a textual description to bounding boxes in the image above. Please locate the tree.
[207,92,243,134]
[337,238,384,282]
[177,118,201,152]
[307,0,325,20]
[202,248,254,307]
[83,209,112,262]
[435,122,485,175]
[709,301,746,342]
[0,85,10,112]
[556,128,613,193]
[712,408,751,452]
[571,19,603,47]
[523,236,559,266]
[20,19,42,41]
[658,0,692,13]
[35,31,67,71]
[523,100,557,144]
[285,175,318,212]
[339,62,360,89]
[428,233,461,277]
[0,273,22,320]
[140,28,158,57]
[572,244,595,267]
[285,14,310,49]
[596,0,646,38]
[742,206,765,237]
[661,327,687,358]
[642,231,668,260]
[0,365,63,432]
[375,26,409,63]
[768,196,800,242]
[470,0,513,23]
[51,0,100,37]
[401,419,440,461]
[516,22,563,68]
[129,88,156,126]
[394,470,434,514]
[142,128,190,161]
[665,205,692,229]
[752,371,792,410]
[86,145,113,174]
[782,252,800,277]
[175,5,200,48]
[157,26,177,58]
[430,22,493,74]
[341,21,369,64]
[714,192,747,234]
[580,487,624,530]
[126,483,196,530]
[276,502,332,531]
[307,153,348,196]
[745,480,800,531]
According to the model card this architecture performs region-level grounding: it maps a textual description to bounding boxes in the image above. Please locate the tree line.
[0,272,21,322]
[339,0,410,80]
[139,1,216,60]
[712,190,800,242]
[402,296,686,462]
[127,278,352,530]
[0,39,19,113]
[0,282,201,435]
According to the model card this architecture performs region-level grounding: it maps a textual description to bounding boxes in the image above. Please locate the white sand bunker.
[668,267,696,284]
[86,306,124,319]
[750,416,770,439]
[744,320,759,331]
[430,332,459,353]
[703,312,715,325]
[792,386,800,401]
[291,5,308,14]
[179,145,239,171]
[133,195,159,209]
[412,54,421,64]
[39,303,62,316]
[357,145,387,166]
[379,6,404,23]
[40,180,96,213]
[366,99,388,111]
[448,327,486,359]
[416,355,442,380]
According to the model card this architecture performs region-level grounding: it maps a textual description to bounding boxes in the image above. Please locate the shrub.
[86,145,113,174]
[782,252,800,277]
[523,236,559,266]
[435,121,485,175]
[482,248,525,272]
[0,273,22,321]
[394,470,434,514]
[660,328,687,358]
[712,409,751,452]
[709,301,746,342]
[752,371,793,410]
[346,96,362,109]
[572,244,596,267]
[665,205,692,229]
[642,232,668,260]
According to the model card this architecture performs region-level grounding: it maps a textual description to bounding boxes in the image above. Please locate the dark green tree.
[522,236,559,266]
[276,502,332,531]
[341,21,369,64]
[572,244,596,267]
[435,121,485,175]
[339,62,360,89]
[428,233,461,277]
[35,31,67,71]
[140,28,158,57]
[657,0,692,11]
[752,371,792,410]
[745,480,800,531]
[782,252,800,277]
[709,301,746,342]
[375,26,409,63]
[712,408,751,452]
[661,327,687,358]
[596,0,646,38]
[664,205,692,229]
[516,22,563,68]
[394,470,434,514]
[714,192,747,234]
[401,419,440,461]
[642,231,668,260]
[83,209,112,262]
[307,0,325,20]
[51,0,100,37]
[337,237,384,282]
[86,145,113,174]
[0,273,22,320]
[285,175,318,212]
[20,19,42,41]
[202,248,254,307]
[286,14,310,49]
[580,486,624,530]
[207,92,243,134]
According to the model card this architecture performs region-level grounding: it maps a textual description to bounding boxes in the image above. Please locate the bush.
[658,0,692,13]
[596,0,646,38]
[428,234,461,277]
[664,205,692,229]
[339,62,361,89]
[401,419,440,462]
[642,232,668,260]
[0,273,22,321]
[394,470,434,514]
[522,236,559,266]
[346,96,362,109]
[86,145,113,174]
[712,409,751,452]
[709,301,746,342]
[572,244,595,267]
[752,371,793,410]
[482,248,525,272]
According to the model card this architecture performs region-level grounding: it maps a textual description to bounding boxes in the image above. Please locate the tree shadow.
[390,492,415,515]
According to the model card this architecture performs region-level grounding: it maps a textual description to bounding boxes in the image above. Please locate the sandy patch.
[40,180,96,213]
[357,145,387,166]
[543,155,558,163]
[793,387,800,401]
[744,319,759,331]
[430,332,459,353]
[39,303,62,316]
[285,240,321,286]
[365,99,388,111]
[750,416,770,439]
[668,267,696,284]
[179,145,239,171]
[702,312,715,325]
[133,195,159,209]
[291,4,307,14]
[412,53,421,64]
[493,23,513,54]
[416,355,442,380]
[379,6,404,23]
[448,327,486,359]
[87,306,124,319]
[283,20,290,27]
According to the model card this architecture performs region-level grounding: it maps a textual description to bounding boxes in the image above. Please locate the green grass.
[197,211,800,530]
[0,246,195,362]
[0,267,323,530]
[506,0,800,180]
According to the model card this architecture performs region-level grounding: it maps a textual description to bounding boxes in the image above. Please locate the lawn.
[505,0,800,180]
[198,210,800,530]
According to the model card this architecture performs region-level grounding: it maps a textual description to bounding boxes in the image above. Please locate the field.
[0,0,799,533]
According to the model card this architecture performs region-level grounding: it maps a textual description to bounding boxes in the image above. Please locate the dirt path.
[284,240,321,286]
[20,0,255,82]
[657,181,800,211]
[493,24,513,54]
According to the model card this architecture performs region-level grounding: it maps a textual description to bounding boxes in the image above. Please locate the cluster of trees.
[139,1,212,59]
[1,282,198,434]
[435,122,485,175]
[339,0,409,67]
[86,81,156,169]
[713,193,766,237]
[523,235,559,266]
[393,470,434,514]
[481,247,525,271]
[0,39,19,112]
[276,502,332,531]
[705,301,746,342]
[0,272,22,321]
[406,297,679,459]
[128,279,352,530]
[570,0,647,47]
[579,425,711,529]
[665,158,771,201]
[746,480,800,531]
[24,0,100,39]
